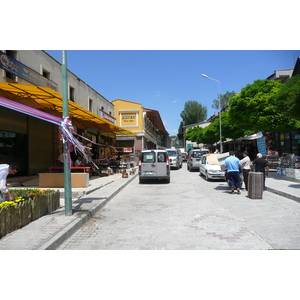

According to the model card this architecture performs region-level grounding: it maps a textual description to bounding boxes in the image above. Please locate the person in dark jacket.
[251,153,269,190]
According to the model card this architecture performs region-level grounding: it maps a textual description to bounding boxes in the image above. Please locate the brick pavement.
[0,170,299,250]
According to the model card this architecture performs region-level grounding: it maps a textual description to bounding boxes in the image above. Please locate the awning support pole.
[62,50,72,216]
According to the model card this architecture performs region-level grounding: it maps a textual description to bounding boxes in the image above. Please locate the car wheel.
[205,172,210,181]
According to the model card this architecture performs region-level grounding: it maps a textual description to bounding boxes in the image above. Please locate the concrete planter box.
[0,191,60,239]
[39,173,89,188]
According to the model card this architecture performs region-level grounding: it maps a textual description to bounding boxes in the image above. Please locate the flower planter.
[0,190,60,239]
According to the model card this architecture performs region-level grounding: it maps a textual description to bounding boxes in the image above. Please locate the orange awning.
[0,82,137,138]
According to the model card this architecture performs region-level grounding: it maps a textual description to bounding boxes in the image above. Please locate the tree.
[228,79,300,133]
[179,100,207,128]
[275,75,300,120]
[184,126,204,143]
[212,90,236,111]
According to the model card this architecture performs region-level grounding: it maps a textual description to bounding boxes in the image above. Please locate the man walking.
[0,162,21,202]
[240,151,251,191]
[251,153,269,190]
[224,151,242,194]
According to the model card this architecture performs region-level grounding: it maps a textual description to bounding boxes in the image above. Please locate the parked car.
[138,150,170,183]
[199,153,225,181]
[166,148,182,169]
[181,152,188,162]
[187,149,209,171]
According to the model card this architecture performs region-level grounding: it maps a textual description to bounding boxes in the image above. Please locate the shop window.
[0,130,28,175]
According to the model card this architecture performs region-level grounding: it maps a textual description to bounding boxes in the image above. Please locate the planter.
[0,190,60,239]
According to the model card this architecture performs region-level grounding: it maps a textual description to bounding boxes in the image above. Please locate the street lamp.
[201,74,223,153]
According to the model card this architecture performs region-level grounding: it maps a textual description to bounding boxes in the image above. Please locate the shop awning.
[241,131,263,140]
[0,82,137,138]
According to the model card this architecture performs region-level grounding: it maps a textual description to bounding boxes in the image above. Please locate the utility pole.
[62,50,72,216]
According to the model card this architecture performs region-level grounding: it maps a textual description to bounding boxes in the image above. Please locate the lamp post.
[201,74,223,154]
[62,50,72,216]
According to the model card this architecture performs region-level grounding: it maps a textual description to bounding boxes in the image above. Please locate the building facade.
[112,99,170,156]
[0,50,135,175]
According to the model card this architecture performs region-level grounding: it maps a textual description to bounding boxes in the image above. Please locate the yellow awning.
[0,82,137,138]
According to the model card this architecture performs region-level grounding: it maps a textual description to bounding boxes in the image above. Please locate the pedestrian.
[75,155,84,166]
[251,153,269,190]
[0,162,21,202]
[240,151,251,191]
[224,151,242,194]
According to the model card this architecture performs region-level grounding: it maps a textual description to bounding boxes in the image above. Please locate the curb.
[266,187,300,204]
[38,172,138,250]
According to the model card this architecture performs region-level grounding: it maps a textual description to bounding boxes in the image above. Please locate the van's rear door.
[156,151,168,176]
[140,151,156,176]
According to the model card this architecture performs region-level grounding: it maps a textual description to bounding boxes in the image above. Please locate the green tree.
[179,100,207,128]
[229,79,300,133]
[212,90,236,111]
[275,75,300,120]
[184,126,204,143]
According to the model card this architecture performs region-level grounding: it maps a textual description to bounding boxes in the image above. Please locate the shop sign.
[257,137,267,156]
[98,108,116,124]
[0,51,58,92]
[121,113,137,127]
[123,148,132,152]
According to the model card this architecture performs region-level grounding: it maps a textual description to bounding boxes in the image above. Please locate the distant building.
[267,68,293,83]
[112,99,170,156]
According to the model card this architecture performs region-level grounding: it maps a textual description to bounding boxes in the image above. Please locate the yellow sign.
[121,113,137,126]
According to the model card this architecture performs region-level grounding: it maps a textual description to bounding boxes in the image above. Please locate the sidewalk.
[267,172,300,203]
[0,171,299,250]
[0,171,138,250]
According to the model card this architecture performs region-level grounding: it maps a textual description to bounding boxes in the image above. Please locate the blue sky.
[45,50,300,135]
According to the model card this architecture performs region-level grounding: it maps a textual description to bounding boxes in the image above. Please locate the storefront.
[0,83,137,175]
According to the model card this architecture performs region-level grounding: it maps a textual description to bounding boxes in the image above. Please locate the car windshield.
[193,151,208,158]
[167,150,176,156]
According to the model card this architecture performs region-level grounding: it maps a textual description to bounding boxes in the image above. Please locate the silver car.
[166,148,182,169]
[187,149,209,171]
[199,153,225,181]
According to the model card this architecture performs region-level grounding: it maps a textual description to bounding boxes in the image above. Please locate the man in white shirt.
[0,162,21,201]
[240,151,251,191]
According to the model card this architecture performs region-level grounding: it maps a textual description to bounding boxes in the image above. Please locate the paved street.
[57,166,300,250]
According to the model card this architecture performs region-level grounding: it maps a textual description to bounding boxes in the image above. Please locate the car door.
[156,151,169,176]
[200,156,206,174]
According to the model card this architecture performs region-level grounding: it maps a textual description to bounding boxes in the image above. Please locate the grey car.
[166,148,182,169]
[187,149,209,171]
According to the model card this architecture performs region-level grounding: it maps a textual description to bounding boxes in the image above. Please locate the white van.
[138,150,170,183]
